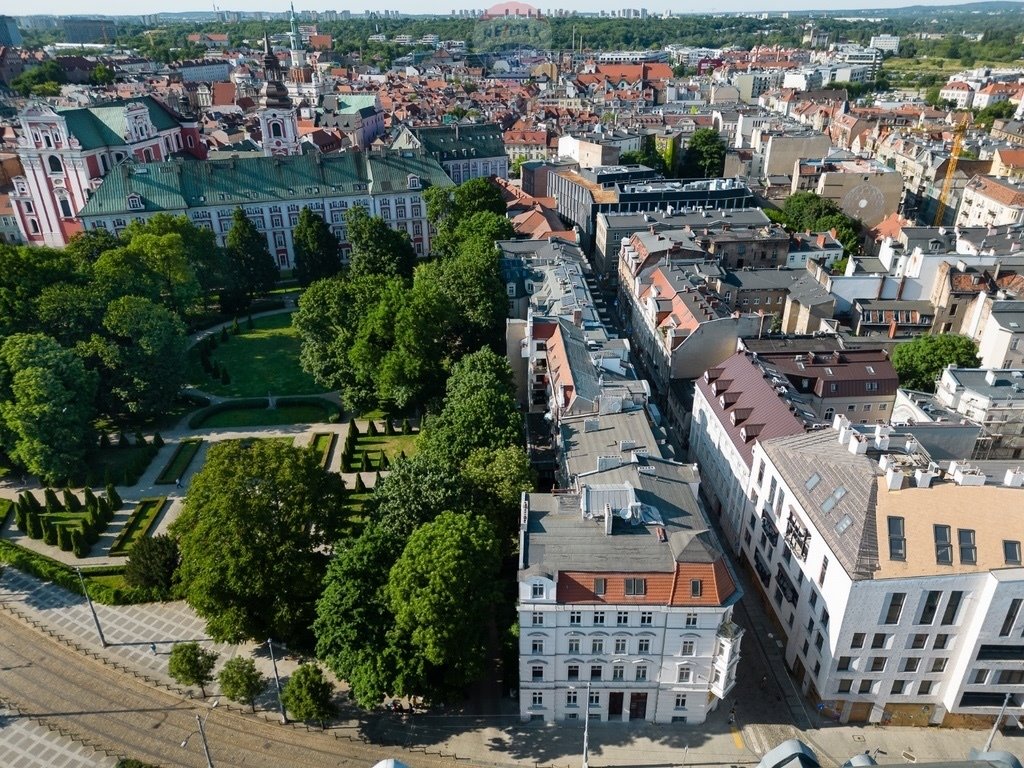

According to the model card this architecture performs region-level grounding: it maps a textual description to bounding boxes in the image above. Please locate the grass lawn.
[87,572,129,591]
[188,313,320,398]
[308,433,337,468]
[196,403,330,428]
[155,439,203,485]
[338,492,372,537]
[109,497,167,557]
[348,433,418,470]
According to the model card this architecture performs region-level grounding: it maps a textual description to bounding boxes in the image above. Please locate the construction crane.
[932,119,969,227]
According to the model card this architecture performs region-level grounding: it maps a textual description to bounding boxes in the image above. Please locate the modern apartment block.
[740,417,1024,725]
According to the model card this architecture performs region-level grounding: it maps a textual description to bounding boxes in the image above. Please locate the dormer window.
[127,194,143,211]
[407,174,421,190]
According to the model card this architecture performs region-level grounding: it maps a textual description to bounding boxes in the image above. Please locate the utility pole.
[74,567,106,648]
[196,713,214,768]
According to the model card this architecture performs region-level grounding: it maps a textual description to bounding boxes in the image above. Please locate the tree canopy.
[223,207,279,311]
[281,663,337,727]
[344,205,417,281]
[682,128,726,178]
[774,191,862,255]
[891,334,980,392]
[171,440,344,647]
[292,207,341,287]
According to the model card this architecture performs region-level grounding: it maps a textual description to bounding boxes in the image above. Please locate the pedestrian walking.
[728,703,736,724]
[760,674,768,690]
[150,643,157,655]
[175,477,181,488]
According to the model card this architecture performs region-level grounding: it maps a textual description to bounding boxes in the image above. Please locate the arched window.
[59,197,72,218]
[824,408,835,422]
[270,122,283,138]
[47,155,63,174]
[29,219,39,234]
[43,135,53,148]
[143,148,153,162]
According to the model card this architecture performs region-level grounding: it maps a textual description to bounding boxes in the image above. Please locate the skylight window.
[805,473,821,491]
[825,367,834,375]
[835,514,854,534]
[866,366,875,374]
[820,487,847,514]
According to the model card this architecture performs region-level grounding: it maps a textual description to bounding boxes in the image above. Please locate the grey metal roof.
[944,368,1024,401]
[760,429,882,580]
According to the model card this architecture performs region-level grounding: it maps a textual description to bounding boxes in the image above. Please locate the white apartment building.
[517,445,743,724]
[956,176,1024,229]
[934,366,1024,460]
[742,417,1024,725]
[939,81,976,110]
[975,302,1024,370]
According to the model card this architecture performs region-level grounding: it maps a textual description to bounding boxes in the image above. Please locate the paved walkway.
[0,706,115,768]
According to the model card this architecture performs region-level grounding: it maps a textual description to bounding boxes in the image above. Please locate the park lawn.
[155,439,203,485]
[109,497,167,556]
[355,433,418,465]
[188,313,320,398]
[86,572,129,591]
[198,404,329,428]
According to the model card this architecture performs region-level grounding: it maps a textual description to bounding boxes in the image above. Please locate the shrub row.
[13,488,120,558]
[309,433,336,469]
[0,540,147,605]
[109,497,168,557]
[187,398,269,429]
[155,439,204,485]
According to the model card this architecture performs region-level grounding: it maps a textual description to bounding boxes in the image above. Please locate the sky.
[19,0,995,19]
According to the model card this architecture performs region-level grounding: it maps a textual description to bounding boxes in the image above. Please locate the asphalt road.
[0,610,451,768]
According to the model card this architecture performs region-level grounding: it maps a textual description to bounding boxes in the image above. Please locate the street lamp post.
[266,638,288,724]
[74,567,106,647]
[983,692,1012,752]
[181,700,218,768]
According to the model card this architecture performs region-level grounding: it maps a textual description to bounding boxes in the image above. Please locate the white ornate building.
[257,34,301,158]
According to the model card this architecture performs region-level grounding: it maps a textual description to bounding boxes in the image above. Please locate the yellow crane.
[932,119,969,227]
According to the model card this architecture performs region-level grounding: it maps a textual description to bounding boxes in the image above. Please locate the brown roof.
[759,349,899,400]
[695,351,806,468]
[965,174,1024,208]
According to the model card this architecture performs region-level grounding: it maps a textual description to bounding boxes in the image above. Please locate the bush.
[63,488,81,512]
[106,484,122,510]
[366,420,378,437]
[125,534,179,597]
[57,524,73,552]
[384,416,395,436]
[83,486,97,508]
[348,421,359,439]
[381,452,390,470]
[220,326,230,343]
[99,432,111,449]
[15,504,27,533]
[153,432,165,448]
[44,488,62,514]
[168,642,219,696]
[246,315,255,331]
[72,528,88,558]
[401,418,412,435]
[43,520,57,546]
[118,431,130,448]
[353,473,366,493]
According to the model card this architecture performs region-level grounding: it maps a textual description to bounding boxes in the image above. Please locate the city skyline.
[15,0,995,20]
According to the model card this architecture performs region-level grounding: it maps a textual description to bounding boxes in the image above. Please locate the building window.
[910,634,927,650]
[870,657,887,672]
[593,611,605,626]
[532,612,543,626]
[625,578,647,596]
[638,639,651,654]
[919,591,941,625]
[919,680,934,695]
[902,657,920,673]
[589,690,600,706]
[973,669,988,685]
[590,665,602,681]
[818,556,829,586]
[883,593,906,625]
[532,666,543,681]
[958,529,977,565]
[532,583,544,598]
[1000,598,1022,637]
[532,640,544,654]
[838,679,853,694]
[871,633,887,649]
[858,680,873,694]
[640,611,653,626]
[570,611,582,626]
[931,658,947,673]
[612,665,624,681]
[614,638,627,654]
[591,639,604,654]
[47,155,63,174]
[617,611,629,626]
[674,694,687,709]
[594,578,606,596]
[888,517,906,560]
[681,640,695,656]
[566,690,577,706]
[1004,540,1022,566]
[851,633,865,649]
[531,691,543,707]
[891,680,907,695]
[934,525,953,565]
[685,613,698,627]
[677,667,691,683]
[568,665,579,681]
[59,197,73,218]
[941,591,964,625]
[635,665,648,681]
[568,639,580,654]
[690,580,703,597]
[934,634,950,650]
[838,656,852,671]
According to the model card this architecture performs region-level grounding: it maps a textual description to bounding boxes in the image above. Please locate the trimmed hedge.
[0,540,147,605]
[187,398,269,429]
[155,439,204,485]
[0,498,13,531]
[109,497,168,557]
[309,433,336,469]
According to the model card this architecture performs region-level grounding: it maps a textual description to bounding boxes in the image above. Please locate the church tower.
[288,3,305,70]
[257,33,300,157]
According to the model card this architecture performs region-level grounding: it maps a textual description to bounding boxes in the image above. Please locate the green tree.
[683,128,725,178]
[510,155,528,178]
[385,512,500,702]
[217,656,267,712]
[419,348,521,463]
[167,642,219,696]
[435,236,507,354]
[10,60,66,97]
[975,100,1016,130]
[281,663,337,728]
[0,244,85,336]
[117,231,201,315]
[463,446,534,547]
[90,64,115,85]
[292,207,341,287]
[371,451,472,539]
[620,148,668,176]
[314,523,402,708]
[171,440,344,646]
[124,534,180,598]
[425,179,505,257]
[85,296,187,418]
[35,282,105,347]
[891,334,980,392]
[65,229,120,263]
[0,334,97,483]
[344,206,417,280]
[223,208,279,309]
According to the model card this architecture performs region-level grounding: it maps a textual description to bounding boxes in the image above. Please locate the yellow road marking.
[732,725,745,749]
